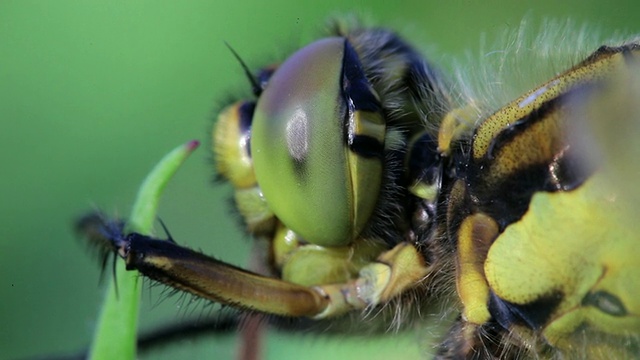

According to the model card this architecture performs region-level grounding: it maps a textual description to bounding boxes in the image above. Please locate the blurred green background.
[1,1,638,359]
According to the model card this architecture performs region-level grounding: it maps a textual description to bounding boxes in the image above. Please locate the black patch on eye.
[341,39,385,161]
[342,40,381,112]
[349,135,384,159]
[238,101,256,157]
[582,291,627,316]
[489,290,563,331]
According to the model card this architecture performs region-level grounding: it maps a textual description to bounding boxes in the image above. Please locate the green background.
[1,1,638,359]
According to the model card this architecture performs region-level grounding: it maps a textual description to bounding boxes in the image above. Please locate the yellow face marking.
[484,173,640,347]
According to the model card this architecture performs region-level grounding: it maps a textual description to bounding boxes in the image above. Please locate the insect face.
[81,20,640,359]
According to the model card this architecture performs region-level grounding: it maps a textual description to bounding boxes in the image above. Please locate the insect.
[80,18,640,359]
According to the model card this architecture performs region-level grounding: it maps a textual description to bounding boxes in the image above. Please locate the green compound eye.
[251,37,386,247]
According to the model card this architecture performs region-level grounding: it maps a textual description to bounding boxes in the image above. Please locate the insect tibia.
[115,232,332,317]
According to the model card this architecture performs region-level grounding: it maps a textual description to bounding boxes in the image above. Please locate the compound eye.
[250,37,385,247]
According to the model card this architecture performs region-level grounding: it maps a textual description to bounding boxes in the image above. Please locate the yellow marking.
[213,102,256,188]
[233,187,275,234]
[272,222,299,267]
[438,105,478,155]
[484,174,640,350]
[483,105,564,186]
[456,213,498,324]
[373,242,429,301]
[408,180,438,201]
[352,109,385,143]
[348,110,385,240]
[474,45,640,160]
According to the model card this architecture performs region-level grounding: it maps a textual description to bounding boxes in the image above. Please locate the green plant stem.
[89,140,200,360]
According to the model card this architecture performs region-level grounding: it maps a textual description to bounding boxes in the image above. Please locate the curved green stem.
[89,140,200,360]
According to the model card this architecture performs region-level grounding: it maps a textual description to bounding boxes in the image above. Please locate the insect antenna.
[225,41,262,96]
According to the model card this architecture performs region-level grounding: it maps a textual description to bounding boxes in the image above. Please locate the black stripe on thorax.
[468,84,597,229]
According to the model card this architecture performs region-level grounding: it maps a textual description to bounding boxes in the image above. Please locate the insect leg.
[313,242,430,318]
[82,214,430,319]
[112,232,330,317]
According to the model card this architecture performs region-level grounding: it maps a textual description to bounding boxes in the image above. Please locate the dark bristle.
[111,253,119,298]
[157,218,176,243]
[98,251,109,284]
